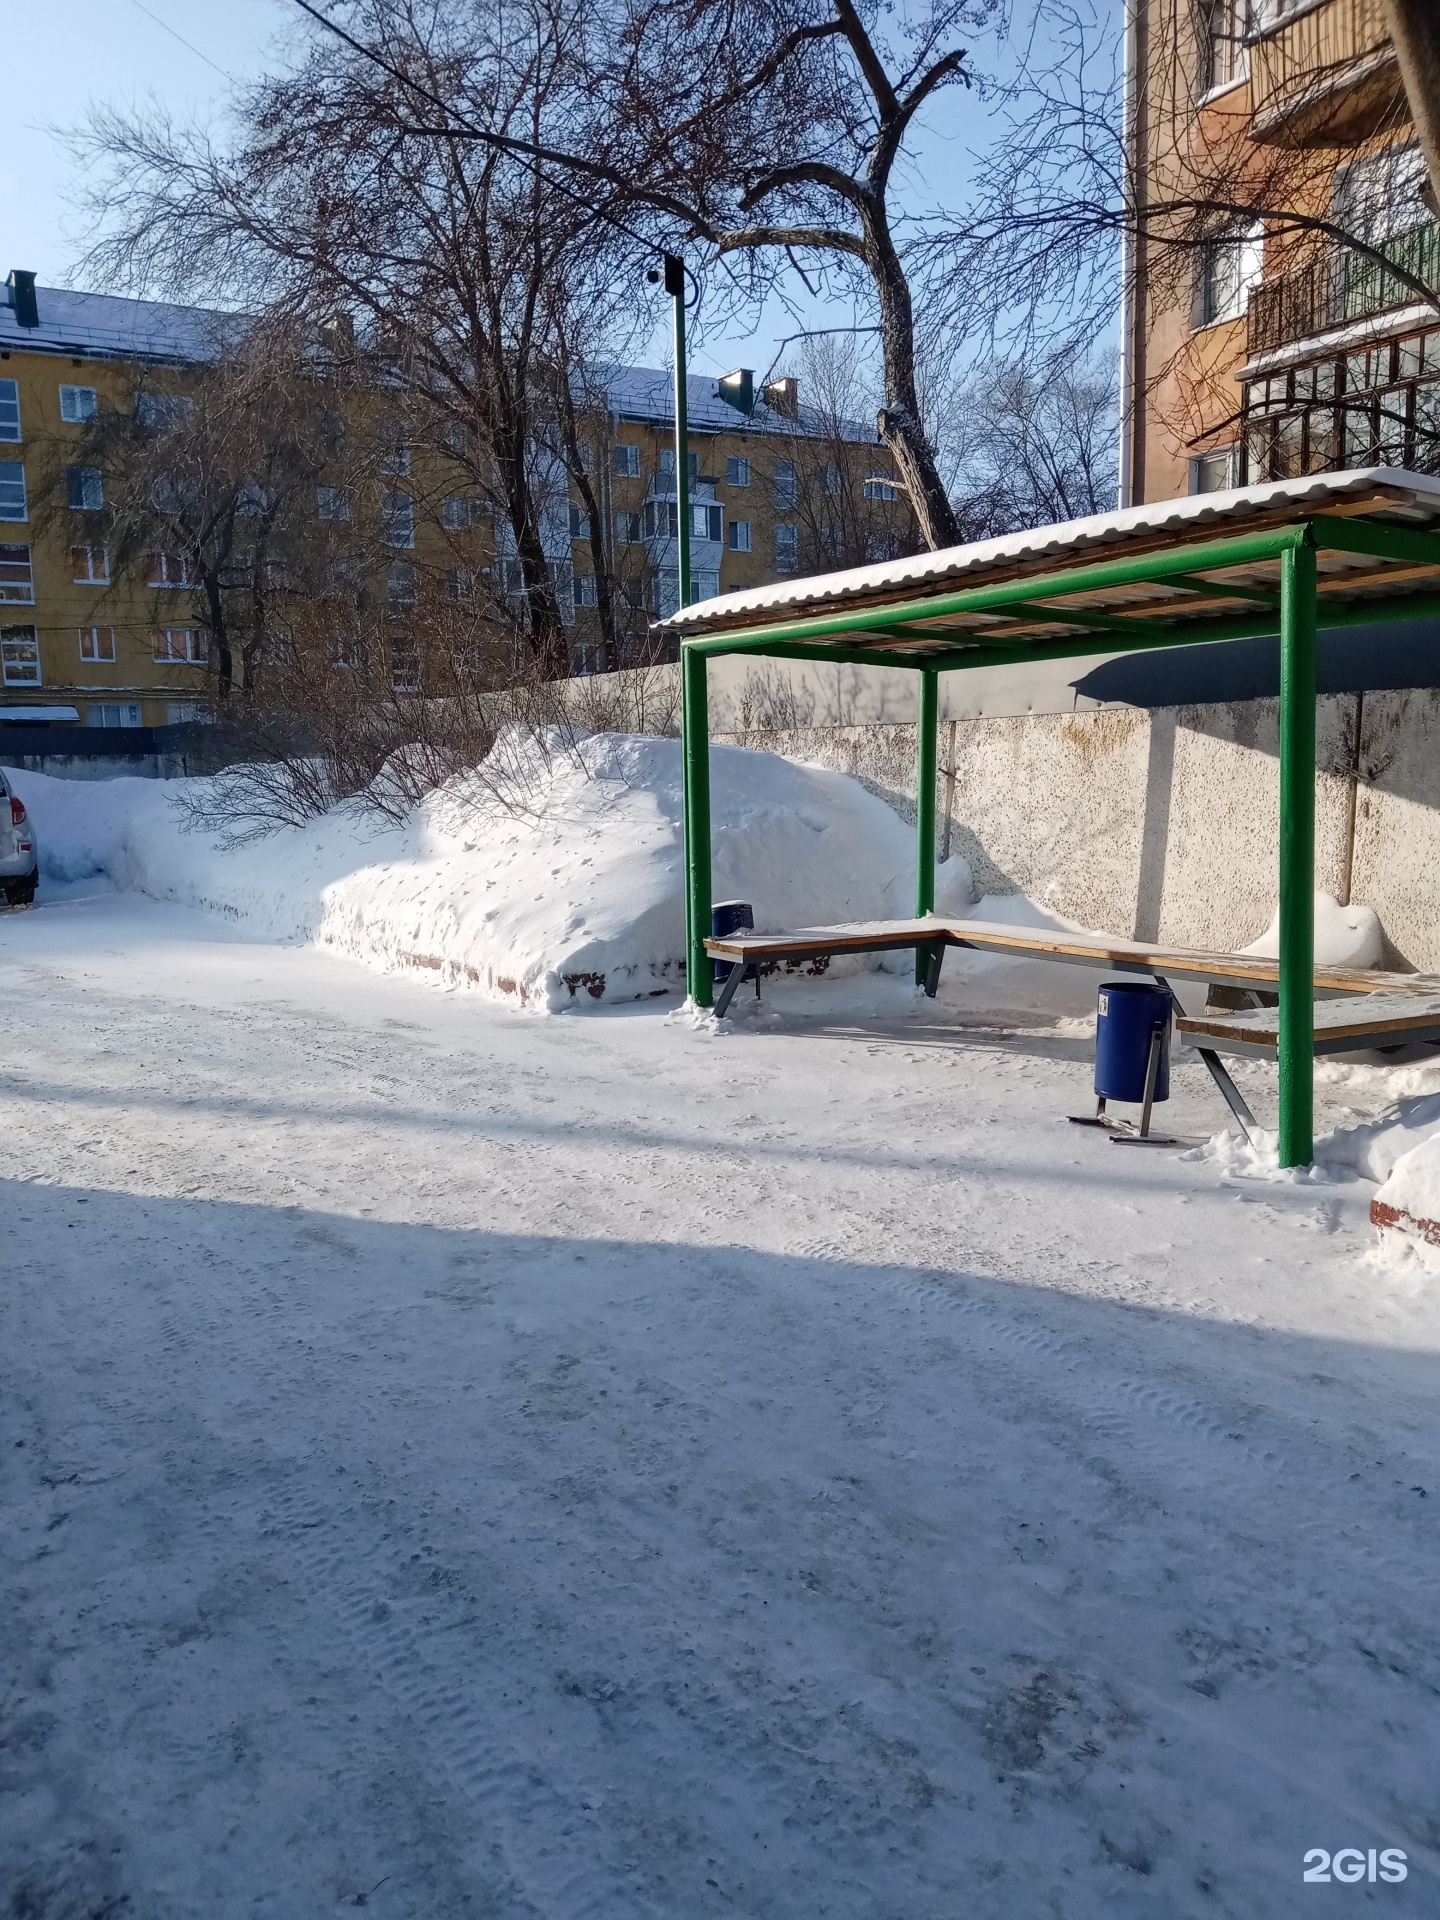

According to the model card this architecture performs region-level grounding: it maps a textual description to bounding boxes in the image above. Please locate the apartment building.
[0,276,905,719]
[1122,0,1438,505]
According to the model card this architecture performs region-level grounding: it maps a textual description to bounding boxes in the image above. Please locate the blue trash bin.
[711,900,754,983]
[1095,982,1171,1105]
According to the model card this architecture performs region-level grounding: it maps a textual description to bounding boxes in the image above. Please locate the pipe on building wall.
[1118,0,1149,509]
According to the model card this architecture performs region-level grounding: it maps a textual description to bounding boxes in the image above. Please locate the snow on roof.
[661,468,1440,636]
[598,362,877,444]
[0,283,248,364]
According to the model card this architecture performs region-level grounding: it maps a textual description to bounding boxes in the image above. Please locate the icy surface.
[2,885,1439,1916]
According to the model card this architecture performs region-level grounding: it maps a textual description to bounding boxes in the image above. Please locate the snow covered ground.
[3,876,1439,1918]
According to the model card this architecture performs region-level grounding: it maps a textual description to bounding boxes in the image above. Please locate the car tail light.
[9,796,24,826]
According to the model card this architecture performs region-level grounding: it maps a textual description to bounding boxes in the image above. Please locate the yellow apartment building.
[0,274,908,726]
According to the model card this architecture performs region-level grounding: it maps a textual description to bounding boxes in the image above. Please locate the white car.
[0,769,37,906]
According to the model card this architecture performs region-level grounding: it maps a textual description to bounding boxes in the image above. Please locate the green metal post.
[681,643,714,1007]
[915,667,939,984]
[1278,537,1317,1167]
[665,254,691,611]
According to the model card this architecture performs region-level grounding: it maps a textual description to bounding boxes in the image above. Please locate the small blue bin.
[1095,982,1171,1105]
[711,900,754,982]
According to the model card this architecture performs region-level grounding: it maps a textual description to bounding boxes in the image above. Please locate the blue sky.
[5,0,1003,386]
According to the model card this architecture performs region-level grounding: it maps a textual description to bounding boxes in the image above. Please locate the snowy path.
[2,889,1438,1918]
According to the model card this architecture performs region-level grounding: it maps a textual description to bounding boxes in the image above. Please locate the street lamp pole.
[664,253,690,611]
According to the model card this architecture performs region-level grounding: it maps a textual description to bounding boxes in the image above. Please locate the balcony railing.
[1246,222,1440,359]
[1249,0,1403,147]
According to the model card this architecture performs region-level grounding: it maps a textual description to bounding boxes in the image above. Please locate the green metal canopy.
[660,468,1440,1167]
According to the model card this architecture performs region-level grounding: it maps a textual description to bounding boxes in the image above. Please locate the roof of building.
[661,468,1440,642]
[1,286,877,448]
[594,363,879,445]
[0,282,243,364]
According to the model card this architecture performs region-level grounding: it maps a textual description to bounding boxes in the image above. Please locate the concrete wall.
[715,689,1440,974]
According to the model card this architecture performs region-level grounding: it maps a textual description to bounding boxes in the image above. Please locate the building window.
[569,504,591,540]
[1,624,40,685]
[135,392,192,430]
[575,442,594,474]
[153,627,207,664]
[316,485,350,522]
[71,544,110,583]
[0,379,19,443]
[774,461,797,508]
[1190,447,1239,493]
[59,384,98,424]
[447,566,474,603]
[382,490,415,548]
[442,421,470,458]
[726,455,750,487]
[644,499,680,539]
[0,461,27,521]
[574,573,598,608]
[390,643,421,693]
[1333,142,1430,251]
[864,474,899,501]
[387,562,417,610]
[615,510,643,543]
[236,482,276,518]
[442,494,473,531]
[823,463,842,497]
[88,701,142,728]
[378,422,410,475]
[148,551,196,588]
[728,519,752,553]
[660,448,699,480]
[1198,0,1251,96]
[775,523,798,572]
[692,569,720,602]
[690,502,722,541]
[1198,221,1264,326]
[615,444,641,478]
[66,465,103,511]
[0,544,34,602]
[79,625,117,663]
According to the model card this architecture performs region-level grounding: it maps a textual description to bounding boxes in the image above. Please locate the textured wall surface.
[716,689,1440,972]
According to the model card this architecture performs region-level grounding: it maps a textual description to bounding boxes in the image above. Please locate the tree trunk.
[866,216,960,550]
[1386,1,1440,218]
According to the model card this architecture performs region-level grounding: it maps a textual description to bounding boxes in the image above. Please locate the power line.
[128,0,235,82]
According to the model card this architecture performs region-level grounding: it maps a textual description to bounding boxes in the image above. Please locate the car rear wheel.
[4,870,36,907]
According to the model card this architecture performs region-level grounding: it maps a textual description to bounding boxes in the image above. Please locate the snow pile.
[1241,890,1383,969]
[1371,1131,1440,1264]
[11,734,977,1012]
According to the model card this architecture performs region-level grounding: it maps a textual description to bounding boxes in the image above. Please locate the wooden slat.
[1179,989,1440,1056]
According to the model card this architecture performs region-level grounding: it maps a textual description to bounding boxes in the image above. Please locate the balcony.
[1246,221,1440,359]
[1249,0,1405,148]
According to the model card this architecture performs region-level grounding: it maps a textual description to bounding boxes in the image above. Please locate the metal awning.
[669,470,1440,1171]
[661,469,1440,670]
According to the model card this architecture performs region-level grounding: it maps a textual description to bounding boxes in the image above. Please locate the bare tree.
[950,349,1119,533]
[773,332,920,570]
[71,0,650,678]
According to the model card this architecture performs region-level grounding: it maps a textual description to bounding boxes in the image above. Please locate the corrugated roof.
[661,468,1440,638]
[0,283,243,364]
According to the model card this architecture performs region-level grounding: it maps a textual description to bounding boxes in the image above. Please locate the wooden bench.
[1178,990,1440,1058]
[705,918,1440,1143]
[704,917,1435,1017]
